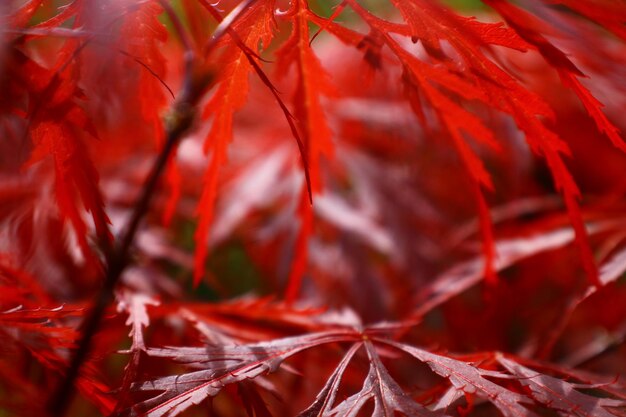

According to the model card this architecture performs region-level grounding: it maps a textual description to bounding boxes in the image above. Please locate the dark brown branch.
[48,74,198,417]
[47,2,259,416]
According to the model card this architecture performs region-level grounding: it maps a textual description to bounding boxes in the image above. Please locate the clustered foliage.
[1,0,626,416]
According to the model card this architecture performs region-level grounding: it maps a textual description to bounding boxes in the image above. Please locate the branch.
[48,60,199,417]
[47,1,258,415]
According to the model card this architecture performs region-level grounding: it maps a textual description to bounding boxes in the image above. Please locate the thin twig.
[197,0,313,202]
[157,0,195,90]
[204,0,257,54]
[48,64,197,417]
[118,49,176,99]
[48,2,258,416]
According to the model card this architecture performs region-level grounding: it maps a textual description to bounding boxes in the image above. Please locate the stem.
[48,93,196,417]
[48,2,258,415]
[50,10,197,414]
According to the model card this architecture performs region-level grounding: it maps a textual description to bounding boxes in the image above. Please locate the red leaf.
[497,354,623,417]
[119,0,169,144]
[125,330,356,417]
[484,0,625,154]
[193,0,277,286]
